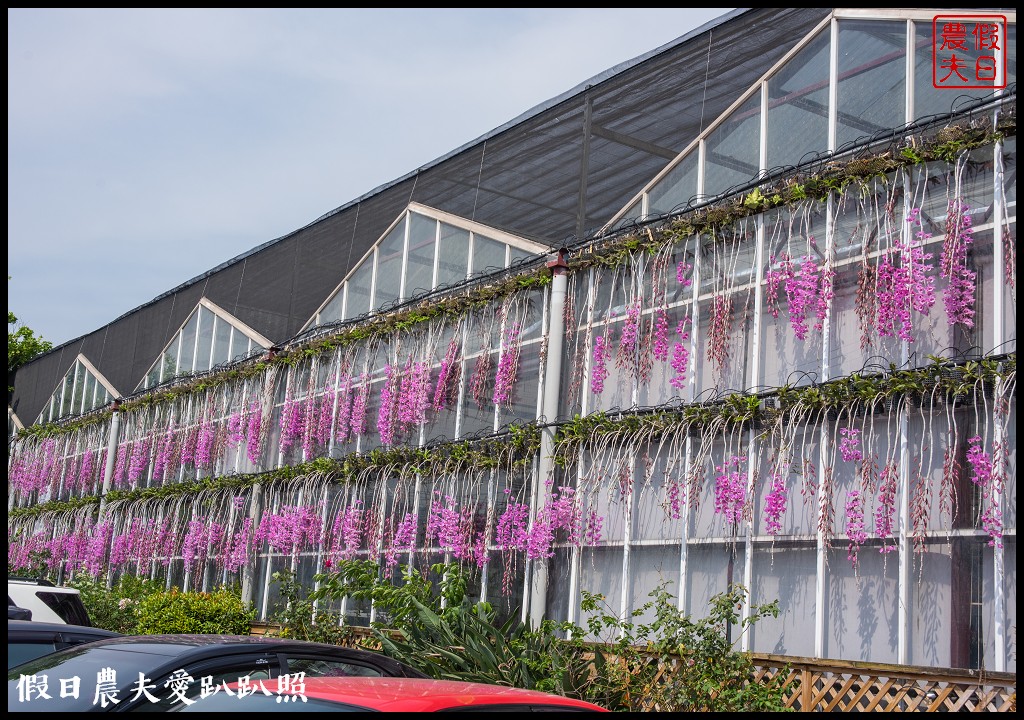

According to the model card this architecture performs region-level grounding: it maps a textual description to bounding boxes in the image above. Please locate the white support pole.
[97,401,122,518]
[528,250,570,627]
[990,131,1007,672]
[98,401,122,589]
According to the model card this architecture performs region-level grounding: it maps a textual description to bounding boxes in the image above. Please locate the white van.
[7,578,92,626]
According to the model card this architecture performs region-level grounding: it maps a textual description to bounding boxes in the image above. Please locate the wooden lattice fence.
[252,623,1015,712]
[740,655,1013,712]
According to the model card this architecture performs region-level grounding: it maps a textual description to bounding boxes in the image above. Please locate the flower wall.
[8,120,1017,670]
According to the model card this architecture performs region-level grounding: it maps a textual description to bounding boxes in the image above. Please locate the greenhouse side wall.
[8,118,1017,673]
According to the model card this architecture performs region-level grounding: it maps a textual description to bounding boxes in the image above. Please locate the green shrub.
[66,573,165,633]
[135,587,256,635]
[312,561,790,712]
[266,568,352,646]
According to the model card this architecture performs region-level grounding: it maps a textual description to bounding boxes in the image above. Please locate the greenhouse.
[7,7,1017,674]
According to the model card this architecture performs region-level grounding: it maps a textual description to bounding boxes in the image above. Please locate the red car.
[176,676,610,712]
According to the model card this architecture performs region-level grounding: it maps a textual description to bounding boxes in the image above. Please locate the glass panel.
[82,372,97,413]
[160,348,176,383]
[913,21,1012,121]
[767,28,831,171]
[632,448,684,543]
[836,20,906,150]
[575,546,624,641]
[749,545,817,658]
[753,427,817,537]
[684,544,746,619]
[471,234,506,278]
[213,316,231,367]
[629,546,682,626]
[374,221,406,311]
[177,311,199,376]
[460,350,497,438]
[345,259,374,319]
[760,202,827,388]
[499,340,540,426]
[59,369,75,417]
[703,93,761,199]
[615,198,644,229]
[1006,401,1017,533]
[71,360,87,415]
[508,245,534,267]
[648,152,699,217]
[405,213,436,299]
[318,288,345,325]
[437,222,470,288]
[824,545,899,663]
[195,305,215,373]
[1005,538,1017,673]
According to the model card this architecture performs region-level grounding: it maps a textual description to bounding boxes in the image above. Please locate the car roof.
[85,633,410,656]
[244,676,610,711]
[11,633,428,676]
[7,619,119,636]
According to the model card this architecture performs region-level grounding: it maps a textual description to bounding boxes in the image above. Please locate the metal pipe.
[97,401,121,518]
[528,249,569,627]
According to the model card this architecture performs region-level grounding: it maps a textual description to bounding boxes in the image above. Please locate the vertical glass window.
[374,222,406,311]
[703,93,761,199]
[614,198,644,229]
[71,361,87,414]
[59,371,75,417]
[648,152,699,217]
[318,290,345,326]
[767,29,830,171]
[405,213,436,299]
[437,223,470,288]
[38,356,116,421]
[82,372,97,412]
[195,306,215,373]
[836,20,906,150]
[213,316,231,367]
[231,329,251,359]
[914,21,1015,121]
[509,245,533,267]
[345,259,374,320]
[471,234,506,278]
[178,313,199,375]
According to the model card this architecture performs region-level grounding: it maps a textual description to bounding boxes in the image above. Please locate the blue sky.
[8,8,733,348]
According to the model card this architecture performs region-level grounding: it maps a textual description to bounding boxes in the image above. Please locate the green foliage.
[65,573,165,634]
[134,586,255,635]
[8,308,53,391]
[314,561,595,697]
[632,583,790,711]
[310,560,462,630]
[266,567,351,645]
[376,595,598,697]
[318,561,789,712]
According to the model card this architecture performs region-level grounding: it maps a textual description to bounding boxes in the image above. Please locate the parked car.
[7,578,91,626]
[8,619,121,669]
[8,634,429,712]
[8,599,33,621]
[179,676,611,712]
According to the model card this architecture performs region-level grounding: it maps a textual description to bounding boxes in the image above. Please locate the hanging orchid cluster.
[765,248,835,341]
[590,255,695,397]
[966,436,1003,548]
[713,455,747,528]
